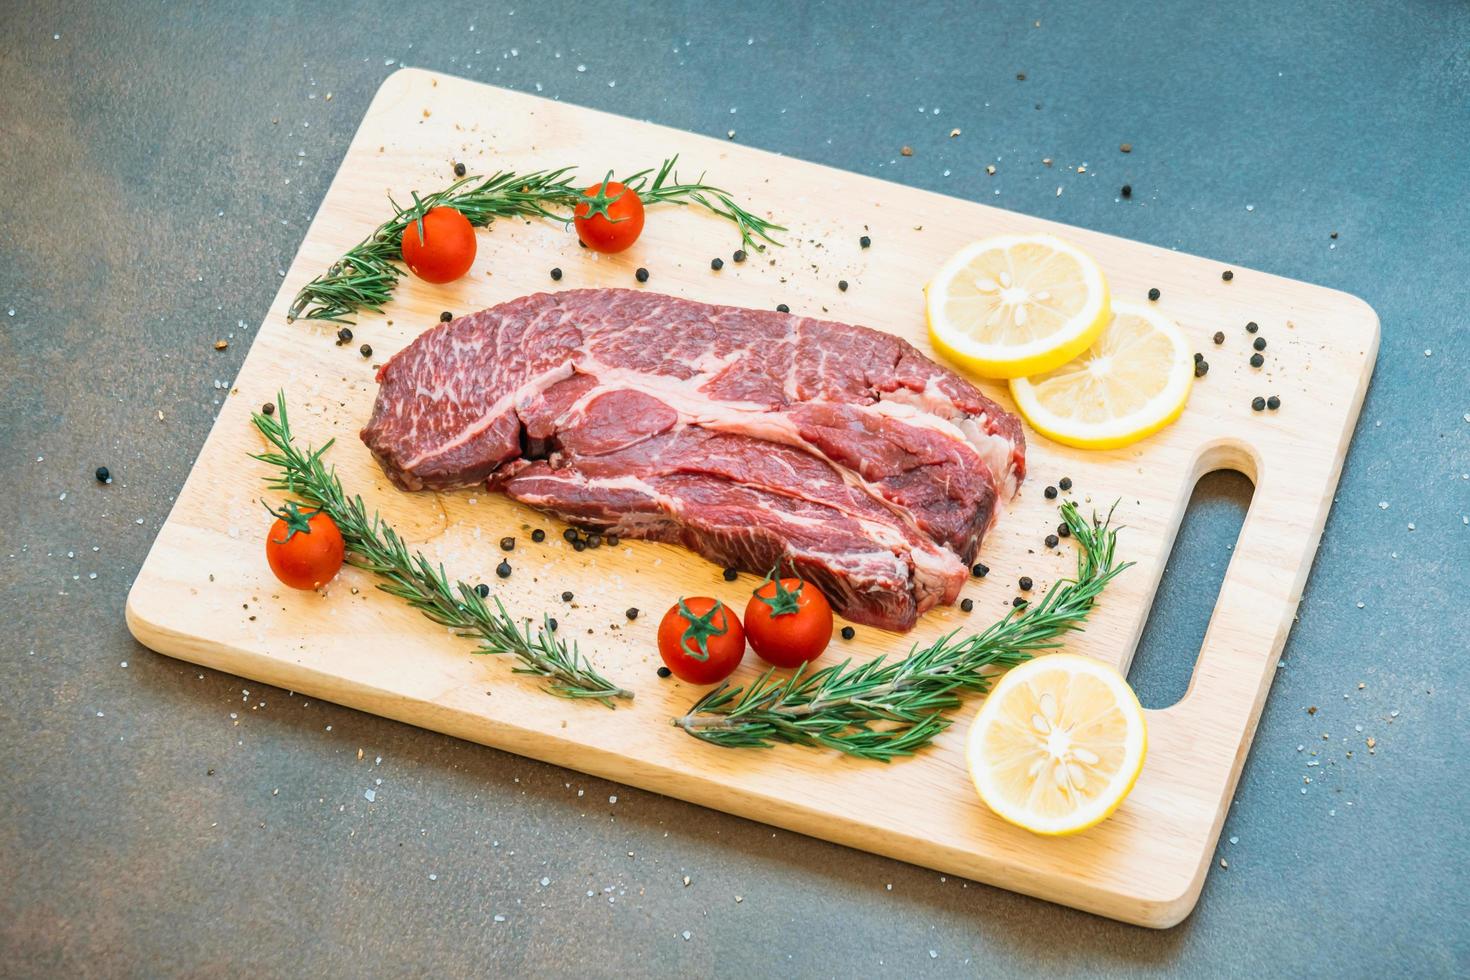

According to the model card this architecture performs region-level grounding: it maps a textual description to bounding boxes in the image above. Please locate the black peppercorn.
[453,161,466,177]
[635,267,649,283]
[723,567,739,582]
[1019,576,1034,591]
[336,326,353,343]
[547,617,558,631]
[572,540,586,552]
[499,536,515,552]
[1222,270,1234,282]
[360,343,373,358]
[1058,477,1072,491]
[440,311,453,322]
[1194,352,1204,363]
[1121,184,1132,198]
[1012,596,1027,608]
[1246,320,1259,333]
[1252,396,1266,412]
[550,267,562,281]
[476,583,490,598]
[1250,352,1265,368]
[626,607,639,620]
[859,235,871,249]
[960,597,974,612]
[657,665,672,678]
[1253,337,1267,351]
[1044,485,1058,499]
[262,402,275,415]
[1045,534,1059,548]
[495,559,512,578]
[1195,360,1209,377]
[95,466,110,483]
[563,528,580,542]
[711,257,724,271]
[586,534,602,549]
[531,529,546,543]
[733,249,747,263]
[1214,331,1225,345]
[838,280,849,292]
[562,591,574,602]
[1057,523,1070,538]
[840,625,856,640]
[972,563,989,578]
[776,303,790,313]
[1147,287,1160,301]
[1267,395,1281,410]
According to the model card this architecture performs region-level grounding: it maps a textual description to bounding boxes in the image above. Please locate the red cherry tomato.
[744,576,833,669]
[264,501,344,590]
[573,177,645,254]
[400,206,476,283]
[656,597,745,684]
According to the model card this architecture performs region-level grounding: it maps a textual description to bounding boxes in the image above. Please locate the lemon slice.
[1009,302,1194,450]
[926,234,1111,379]
[967,654,1147,836]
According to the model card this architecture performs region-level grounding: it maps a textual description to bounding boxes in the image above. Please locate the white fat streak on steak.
[362,289,1025,632]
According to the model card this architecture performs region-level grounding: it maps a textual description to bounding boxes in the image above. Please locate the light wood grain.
[125,69,1378,927]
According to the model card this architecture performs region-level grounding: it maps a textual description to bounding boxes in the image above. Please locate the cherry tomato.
[264,501,344,590]
[573,177,645,254]
[656,597,745,684]
[744,575,833,669]
[400,206,476,283]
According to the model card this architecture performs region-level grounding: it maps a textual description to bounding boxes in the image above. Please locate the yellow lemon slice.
[1009,302,1194,450]
[926,234,1111,379]
[967,654,1147,836]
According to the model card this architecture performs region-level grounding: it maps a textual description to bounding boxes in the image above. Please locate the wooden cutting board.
[126,69,1378,927]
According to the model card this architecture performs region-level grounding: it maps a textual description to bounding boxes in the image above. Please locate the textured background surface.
[1,1,1466,975]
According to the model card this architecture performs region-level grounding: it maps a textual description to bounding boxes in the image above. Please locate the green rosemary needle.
[288,156,785,324]
[674,501,1130,761]
[250,392,632,706]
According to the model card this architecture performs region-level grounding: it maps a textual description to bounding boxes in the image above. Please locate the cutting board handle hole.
[1126,468,1254,709]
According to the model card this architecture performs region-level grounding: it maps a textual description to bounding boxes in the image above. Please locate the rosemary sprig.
[288,156,785,324]
[249,392,632,706]
[675,501,1130,761]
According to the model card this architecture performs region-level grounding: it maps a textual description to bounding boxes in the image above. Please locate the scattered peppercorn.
[711,257,724,271]
[1058,477,1073,491]
[960,597,974,612]
[1195,360,1209,378]
[1147,287,1160,301]
[360,343,373,358]
[550,267,562,281]
[586,533,602,549]
[1267,395,1281,410]
[563,528,579,542]
[859,235,872,249]
[1253,337,1267,351]
[840,625,856,640]
[453,161,466,177]
[635,267,649,283]
[476,583,490,598]
[1252,396,1266,412]
[1194,352,1204,363]
[1012,597,1028,608]
[440,311,453,322]
[262,402,275,416]
[1121,184,1132,198]
[1019,576,1033,591]
[1057,523,1070,538]
[1222,270,1234,282]
[499,536,515,552]
[1016,72,1026,80]
[1044,485,1058,499]
[657,665,672,678]
[1330,231,1338,239]
[547,617,558,631]
[625,607,639,620]
[562,590,574,602]
[336,326,353,343]
[495,559,512,578]
[95,466,110,483]
[1246,320,1259,333]
[572,540,586,552]
[1045,534,1059,548]
[1250,352,1265,368]
[776,303,790,313]
[838,280,849,292]
[972,562,989,578]
[722,567,739,582]
[531,528,546,543]
[1213,331,1225,345]
[733,249,747,263]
